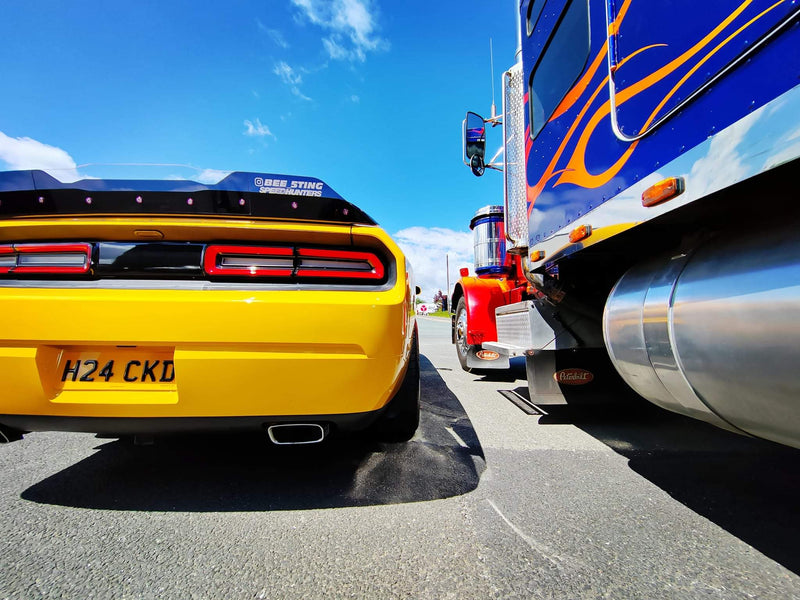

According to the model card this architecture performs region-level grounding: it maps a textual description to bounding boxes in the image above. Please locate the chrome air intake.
[470,205,507,276]
[603,224,800,448]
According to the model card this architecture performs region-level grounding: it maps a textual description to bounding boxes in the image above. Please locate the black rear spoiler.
[0,170,376,225]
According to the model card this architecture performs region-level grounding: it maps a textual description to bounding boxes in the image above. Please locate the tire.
[370,326,420,442]
[455,297,475,373]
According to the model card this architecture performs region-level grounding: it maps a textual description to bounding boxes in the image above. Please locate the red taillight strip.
[0,243,92,274]
[296,247,385,280]
[0,245,14,274]
[203,245,386,281]
[204,245,294,277]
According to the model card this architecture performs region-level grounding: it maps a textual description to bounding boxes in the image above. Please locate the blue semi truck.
[454,0,800,448]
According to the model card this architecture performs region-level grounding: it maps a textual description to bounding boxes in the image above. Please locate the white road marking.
[486,499,565,571]
[445,426,469,448]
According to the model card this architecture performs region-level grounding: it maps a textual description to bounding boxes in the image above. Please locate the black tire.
[370,326,420,442]
[455,297,475,373]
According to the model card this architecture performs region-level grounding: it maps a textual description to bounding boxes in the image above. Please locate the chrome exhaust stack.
[267,423,327,445]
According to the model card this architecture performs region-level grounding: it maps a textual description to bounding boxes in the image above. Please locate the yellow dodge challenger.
[0,170,419,444]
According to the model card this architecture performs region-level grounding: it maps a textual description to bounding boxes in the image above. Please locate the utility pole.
[446,253,450,312]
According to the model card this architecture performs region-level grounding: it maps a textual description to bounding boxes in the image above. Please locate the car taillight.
[203,245,295,277]
[204,245,385,281]
[295,248,384,280]
[0,243,92,274]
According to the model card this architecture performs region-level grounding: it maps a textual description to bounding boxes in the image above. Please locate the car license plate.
[56,348,176,390]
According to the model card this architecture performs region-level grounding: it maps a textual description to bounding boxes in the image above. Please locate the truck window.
[529,0,590,139]
[527,0,546,36]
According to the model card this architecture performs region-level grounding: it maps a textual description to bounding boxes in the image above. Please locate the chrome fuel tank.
[603,224,800,448]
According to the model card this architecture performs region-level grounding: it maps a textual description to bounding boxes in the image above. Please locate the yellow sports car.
[0,170,418,444]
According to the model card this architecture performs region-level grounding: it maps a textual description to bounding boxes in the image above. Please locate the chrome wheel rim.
[456,309,469,357]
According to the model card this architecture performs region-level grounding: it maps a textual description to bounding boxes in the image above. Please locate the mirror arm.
[485,114,504,127]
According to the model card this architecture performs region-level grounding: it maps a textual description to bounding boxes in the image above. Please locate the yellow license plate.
[56,348,175,390]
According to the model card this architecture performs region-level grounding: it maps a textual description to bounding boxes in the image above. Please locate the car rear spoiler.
[0,170,376,225]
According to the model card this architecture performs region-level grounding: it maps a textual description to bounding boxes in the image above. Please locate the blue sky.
[0,0,518,299]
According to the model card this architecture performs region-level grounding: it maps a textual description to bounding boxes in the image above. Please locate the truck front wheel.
[455,297,476,372]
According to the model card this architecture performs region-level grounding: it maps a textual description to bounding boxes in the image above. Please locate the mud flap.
[466,346,510,370]
[526,348,636,405]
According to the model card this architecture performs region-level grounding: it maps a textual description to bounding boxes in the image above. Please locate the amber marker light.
[569,224,592,243]
[642,176,685,207]
[530,249,545,262]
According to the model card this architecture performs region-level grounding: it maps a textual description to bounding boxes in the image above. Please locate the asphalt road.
[1,317,799,599]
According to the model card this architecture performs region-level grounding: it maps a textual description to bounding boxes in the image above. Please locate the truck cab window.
[529,0,590,139]
[527,0,546,36]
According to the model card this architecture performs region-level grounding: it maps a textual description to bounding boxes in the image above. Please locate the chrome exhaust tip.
[0,424,25,443]
[267,423,327,445]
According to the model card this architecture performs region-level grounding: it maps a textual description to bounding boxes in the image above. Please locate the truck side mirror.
[464,111,486,177]
[470,154,485,177]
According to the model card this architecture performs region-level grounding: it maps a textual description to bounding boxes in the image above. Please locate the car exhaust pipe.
[267,423,327,445]
[0,424,25,443]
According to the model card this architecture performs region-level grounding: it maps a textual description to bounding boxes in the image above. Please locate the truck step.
[482,341,527,357]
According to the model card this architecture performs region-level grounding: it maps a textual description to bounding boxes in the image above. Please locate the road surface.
[1,317,799,599]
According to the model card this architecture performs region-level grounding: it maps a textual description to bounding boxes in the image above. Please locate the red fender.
[456,276,515,346]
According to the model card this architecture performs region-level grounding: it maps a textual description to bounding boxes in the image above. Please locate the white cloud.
[351,94,360,103]
[322,36,357,61]
[291,0,387,62]
[194,169,231,184]
[257,20,289,48]
[291,87,312,102]
[243,118,275,138]
[273,61,312,101]
[274,61,302,85]
[0,131,81,181]
[393,226,473,301]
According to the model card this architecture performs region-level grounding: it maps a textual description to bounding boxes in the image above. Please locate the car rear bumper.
[0,411,383,436]
[0,285,413,426]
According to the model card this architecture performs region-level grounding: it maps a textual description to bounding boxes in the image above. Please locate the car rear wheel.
[370,326,420,442]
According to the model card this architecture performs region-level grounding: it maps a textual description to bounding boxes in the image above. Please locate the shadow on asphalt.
[523,389,800,574]
[21,355,485,512]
